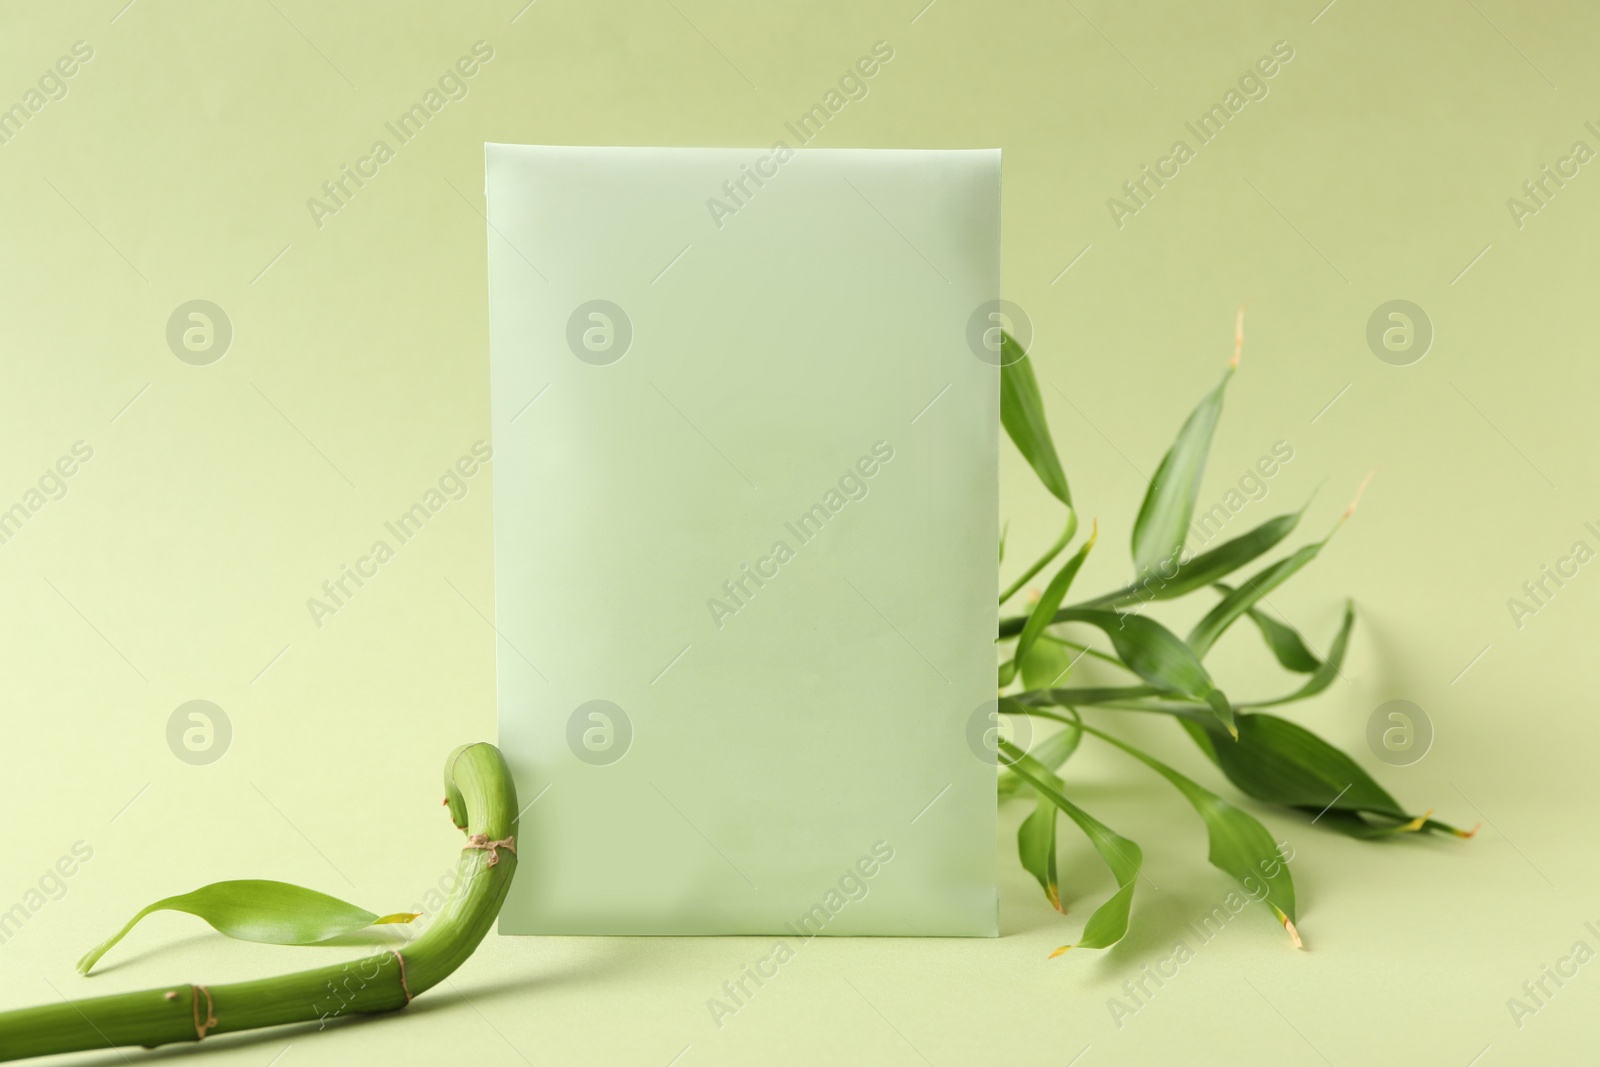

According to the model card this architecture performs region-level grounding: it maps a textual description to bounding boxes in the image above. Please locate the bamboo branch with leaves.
[0,743,518,1062]
[992,317,1472,956]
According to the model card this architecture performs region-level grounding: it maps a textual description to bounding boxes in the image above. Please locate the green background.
[0,1,1594,1064]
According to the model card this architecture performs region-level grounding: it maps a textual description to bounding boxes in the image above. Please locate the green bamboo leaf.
[1246,609,1321,672]
[1212,582,1321,673]
[1189,477,1373,660]
[998,509,1303,640]
[1187,539,1329,659]
[1083,508,1304,610]
[1012,522,1098,676]
[1130,364,1233,577]
[1239,601,1353,707]
[999,741,1142,953]
[1079,723,1299,944]
[1308,810,1475,839]
[1180,712,1474,838]
[78,880,418,975]
[1200,711,1399,812]
[1018,634,1076,691]
[1325,810,1454,838]
[1015,684,1164,708]
[998,723,1082,798]
[1017,791,1061,911]
[1000,333,1071,506]
[1052,609,1236,736]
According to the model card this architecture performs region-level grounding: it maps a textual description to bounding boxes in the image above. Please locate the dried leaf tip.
[1455,823,1482,839]
[1047,886,1062,913]
[1231,305,1246,369]
[1279,912,1304,950]
[1340,470,1376,523]
[1048,945,1073,959]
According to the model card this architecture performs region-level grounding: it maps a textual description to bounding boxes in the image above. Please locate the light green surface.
[0,1,1595,1064]
[485,144,999,935]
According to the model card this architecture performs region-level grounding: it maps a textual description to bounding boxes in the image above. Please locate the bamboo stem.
[0,742,518,1062]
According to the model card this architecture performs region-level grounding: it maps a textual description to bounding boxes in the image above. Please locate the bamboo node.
[463,833,516,867]
[391,950,412,1006]
[191,984,218,1040]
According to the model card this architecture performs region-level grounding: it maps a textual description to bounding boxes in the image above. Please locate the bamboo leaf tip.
[1401,808,1434,834]
[1457,823,1482,839]
[1048,945,1073,959]
[375,912,422,925]
[1281,914,1304,950]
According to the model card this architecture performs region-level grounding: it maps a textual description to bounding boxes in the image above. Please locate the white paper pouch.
[487,144,1000,935]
